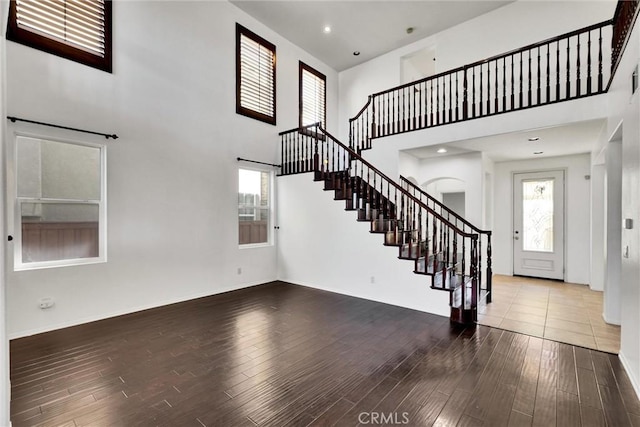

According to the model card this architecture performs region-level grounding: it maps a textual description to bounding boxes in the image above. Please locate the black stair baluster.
[598,27,603,92]
[556,40,561,101]
[502,57,506,111]
[480,63,485,116]
[537,47,541,105]
[495,59,499,113]
[566,37,571,98]
[528,49,532,106]
[455,72,460,121]
[546,44,551,103]
[448,74,453,123]
[519,52,524,108]
[511,54,515,110]
[436,77,441,125]
[430,80,434,126]
[471,67,476,118]
[577,34,582,97]
[587,31,592,95]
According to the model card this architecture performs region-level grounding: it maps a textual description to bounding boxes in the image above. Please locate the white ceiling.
[403,119,606,162]
[230,1,512,71]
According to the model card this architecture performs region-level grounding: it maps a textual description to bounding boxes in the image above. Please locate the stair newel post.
[486,233,493,303]
[471,236,479,321]
[453,232,458,281]
[432,215,438,274]
[461,237,466,286]
[478,235,483,298]
[349,118,353,151]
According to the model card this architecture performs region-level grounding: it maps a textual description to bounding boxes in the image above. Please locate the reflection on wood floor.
[11,281,638,426]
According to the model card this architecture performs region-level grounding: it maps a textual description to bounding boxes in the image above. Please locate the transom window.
[299,61,326,129]
[6,0,112,72]
[236,23,276,125]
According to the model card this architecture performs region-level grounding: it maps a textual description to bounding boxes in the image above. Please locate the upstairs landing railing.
[349,19,614,153]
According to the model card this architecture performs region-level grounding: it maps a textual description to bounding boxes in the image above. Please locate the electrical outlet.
[39,297,54,309]
[370,276,375,284]
[237,267,242,275]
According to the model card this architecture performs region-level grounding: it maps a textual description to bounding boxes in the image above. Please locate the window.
[238,168,271,246]
[236,23,276,125]
[6,0,112,72]
[13,136,106,270]
[299,61,326,130]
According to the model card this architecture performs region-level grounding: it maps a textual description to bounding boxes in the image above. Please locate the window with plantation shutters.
[6,0,112,72]
[236,23,276,125]
[299,62,326,130]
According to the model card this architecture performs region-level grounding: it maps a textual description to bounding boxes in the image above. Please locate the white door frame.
[513,170,566,280]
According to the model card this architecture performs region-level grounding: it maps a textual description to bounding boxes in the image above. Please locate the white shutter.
[14,0,107,57]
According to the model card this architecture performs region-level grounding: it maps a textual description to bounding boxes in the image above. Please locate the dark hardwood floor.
[10,281,640,426]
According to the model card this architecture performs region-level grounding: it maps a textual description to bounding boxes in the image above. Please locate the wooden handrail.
[399,175,492,235]
[315,125,478,240]
[361,19,612,102]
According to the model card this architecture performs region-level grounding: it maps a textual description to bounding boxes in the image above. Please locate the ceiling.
[230,1,512,71]
[403,119,606,162]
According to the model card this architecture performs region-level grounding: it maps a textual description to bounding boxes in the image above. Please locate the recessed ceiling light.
[534,151,544,155]
[353,51,360,56]
[323,26,331,34]
[437,148,447,154]
[528,137,540,141]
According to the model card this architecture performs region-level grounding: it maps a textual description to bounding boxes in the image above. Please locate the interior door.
[513,171,565,280]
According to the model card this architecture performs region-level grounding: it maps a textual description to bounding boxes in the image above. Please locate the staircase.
[279,125,485,324]
[277,1,638,325]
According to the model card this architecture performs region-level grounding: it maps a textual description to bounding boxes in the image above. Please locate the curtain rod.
[237,157,281,168]
[7,116,118,140]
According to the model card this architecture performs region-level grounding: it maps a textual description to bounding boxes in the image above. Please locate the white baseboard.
[619,350,640,401]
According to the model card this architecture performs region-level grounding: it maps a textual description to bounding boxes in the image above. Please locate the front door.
[513,171,565,280]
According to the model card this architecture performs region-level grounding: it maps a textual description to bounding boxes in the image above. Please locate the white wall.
[411,152,484,226]
[277,173,450,317]
[604,140,622,324]
[493,154,592,285]
[4,1,338,338]
[609,21,640,398]
[0,0,9,423]
[338,0,615,141]
[590,163,606,291]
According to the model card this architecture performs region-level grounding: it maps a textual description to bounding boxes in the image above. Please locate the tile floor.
[478,274,621,353]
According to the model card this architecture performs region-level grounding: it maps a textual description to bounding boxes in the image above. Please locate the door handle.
[514,230,519,240]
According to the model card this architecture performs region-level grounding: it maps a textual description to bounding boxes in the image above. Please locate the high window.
[236,23,276,125]
[238,168,271,246]
[13,136,106,270]
[6,0,112,72]
[299,61,326,129]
